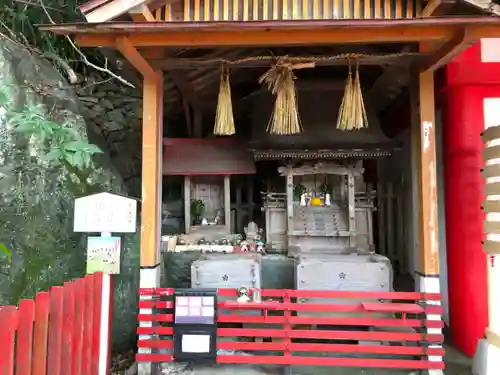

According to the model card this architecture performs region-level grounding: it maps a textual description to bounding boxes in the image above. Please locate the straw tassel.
[336,61,369,131]
[259,59,314,135]
[213,65,236,136]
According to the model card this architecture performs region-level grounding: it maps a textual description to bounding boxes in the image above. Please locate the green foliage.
[0,0,102,70]
[0,82,103,302]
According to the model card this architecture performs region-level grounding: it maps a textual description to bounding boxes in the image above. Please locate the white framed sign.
[74,192,137,233]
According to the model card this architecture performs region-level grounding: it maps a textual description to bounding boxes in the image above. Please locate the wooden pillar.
[224,175,231,233]
[417,67,440,279]
[184,176,191,233]
[415,44,442,375]
[140,71,164,268]
[116,39,164,375]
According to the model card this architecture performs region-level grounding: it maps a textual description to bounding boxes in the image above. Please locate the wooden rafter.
[84,0,158,23]
[422,0,456,16]
[130,5,157,21]
[116,37,156,80]
[420,28,475,72]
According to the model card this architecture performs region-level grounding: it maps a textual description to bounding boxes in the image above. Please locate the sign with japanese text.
[86,236,121,275]
[74,192,137,233]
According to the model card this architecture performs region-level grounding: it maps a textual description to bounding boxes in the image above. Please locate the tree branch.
[37,0,135,88]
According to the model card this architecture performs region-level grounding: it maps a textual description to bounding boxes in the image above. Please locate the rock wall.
[0,37,139,352]
[77,77,143,197]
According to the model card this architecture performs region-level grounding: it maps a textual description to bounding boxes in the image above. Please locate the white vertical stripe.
[98,274,111,375]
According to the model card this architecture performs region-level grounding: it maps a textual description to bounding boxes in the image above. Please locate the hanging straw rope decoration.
[336,60,369,131]
[213,64,236,136]
[259,58,315,135]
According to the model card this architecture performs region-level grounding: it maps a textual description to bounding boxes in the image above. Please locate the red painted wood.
[106,277,114,375]
[0,306,17,375]
[61,282,76,375]
[16,299,36,375]
[137,339,445,357]
[32,293,50,375]
[137,287,445,369]
[361,302,424,313]
[216,355,445,369]
[136,354,174,362]
[82,275,94,375]
[442,48,498,354]
[71,279,85,375]
[137,288,441,301]
[47,287,64,375]
[217,328,444,343]
[91,273,103,375]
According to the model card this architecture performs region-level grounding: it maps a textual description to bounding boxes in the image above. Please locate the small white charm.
[325,193,331,206]
[300,193,307,206]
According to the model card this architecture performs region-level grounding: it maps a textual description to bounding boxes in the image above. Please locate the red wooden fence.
[137,288,445,370]
[0,272,110,375]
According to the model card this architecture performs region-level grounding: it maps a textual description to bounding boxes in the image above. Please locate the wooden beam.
[140,70,163,266]
[74,25,456,48]
[416,43,440,276]
[130,5,157,21]
[420,28,475,72]
[116,37,156,80]
[85,0,157,22]
[422,0,456,17]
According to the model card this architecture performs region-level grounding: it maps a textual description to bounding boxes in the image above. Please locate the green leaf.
[0,243,12,262]
[45,148,63,161]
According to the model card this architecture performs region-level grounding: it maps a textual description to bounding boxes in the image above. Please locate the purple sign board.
[174,295,216,325]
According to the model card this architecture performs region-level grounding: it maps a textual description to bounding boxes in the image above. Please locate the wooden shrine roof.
[162,138,256,175]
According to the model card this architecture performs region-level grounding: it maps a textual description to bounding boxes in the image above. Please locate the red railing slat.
[71,279,85,375]
[0,306,17,375]
[16,299,36,375]
[32,293,50,375]
[82,275,95,375]
[61,282,76,375]
[136,287,446,370]
[47,287,64,375]
[91,273,103,375]
[1,273,107,375]
[216,355,445,369]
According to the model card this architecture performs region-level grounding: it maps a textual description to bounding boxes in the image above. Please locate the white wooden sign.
[74,192,137,233]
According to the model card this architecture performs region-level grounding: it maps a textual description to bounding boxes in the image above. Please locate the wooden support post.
[386,182,395,264]
[224,175,231,233]
[377,182,386,256]
[396,183,407,275]
[236,181,243,233]
[248,175,254,222]
[184,176,191,233]
[416,43,442,375]
[140,72,163,268]
[417,57,440,279]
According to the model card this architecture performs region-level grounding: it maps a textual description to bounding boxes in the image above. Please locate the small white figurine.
[325,193,331,206]
[300,193,307,206]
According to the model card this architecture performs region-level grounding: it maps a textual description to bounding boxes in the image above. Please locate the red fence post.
[61,282,76,375]
[16,299,36,375]
[71,279,85,375]
[32,292,50,375]
[47,287,64,375]
[0,306,17,375]
[92,273,103,375]
[82,274,95,375]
